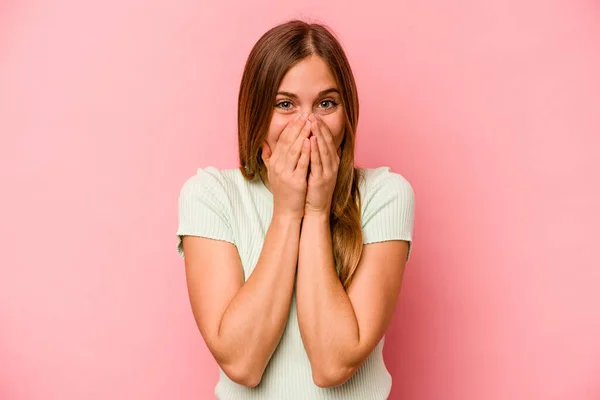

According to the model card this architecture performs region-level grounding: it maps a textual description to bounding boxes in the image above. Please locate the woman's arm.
[183,213,302,387]
[296,213,408,388]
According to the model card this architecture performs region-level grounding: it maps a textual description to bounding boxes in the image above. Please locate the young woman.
[176,19,415,400]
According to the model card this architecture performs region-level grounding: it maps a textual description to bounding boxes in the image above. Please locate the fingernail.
[302,112,308,119]
[294,113,302,120]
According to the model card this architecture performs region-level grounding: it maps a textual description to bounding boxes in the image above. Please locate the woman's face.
[265,55,345,156]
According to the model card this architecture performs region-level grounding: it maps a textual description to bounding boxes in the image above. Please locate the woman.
[176,19,415,400]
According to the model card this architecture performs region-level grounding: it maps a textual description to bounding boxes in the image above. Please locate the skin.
[183,55,409,389]
[262,54,344,189]
[182,114,310,387]
[267,55,410,387]
[295,115,409,386]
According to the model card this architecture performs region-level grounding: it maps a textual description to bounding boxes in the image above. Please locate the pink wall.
[1,1,599,399]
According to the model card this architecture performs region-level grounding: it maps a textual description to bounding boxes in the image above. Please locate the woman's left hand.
[304,113,340,217]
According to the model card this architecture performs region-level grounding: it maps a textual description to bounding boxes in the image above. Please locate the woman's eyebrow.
[276,88,340,99]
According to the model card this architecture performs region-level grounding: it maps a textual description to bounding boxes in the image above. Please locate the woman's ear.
[261,142,272,163]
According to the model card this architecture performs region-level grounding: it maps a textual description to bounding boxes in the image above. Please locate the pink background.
[1,0,599,399]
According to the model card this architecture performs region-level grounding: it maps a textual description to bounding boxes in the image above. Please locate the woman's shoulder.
[358,166,414,198]
[178,166,250,200]
[181,165,240,183]
[180,166,244,186]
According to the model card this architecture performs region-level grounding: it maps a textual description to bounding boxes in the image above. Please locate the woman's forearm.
[296,213,361,386]
[217,214,301,386]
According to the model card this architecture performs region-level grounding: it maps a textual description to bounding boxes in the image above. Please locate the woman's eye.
[275,101,293,110]
[319,100,337,109]
[275,99,338,111]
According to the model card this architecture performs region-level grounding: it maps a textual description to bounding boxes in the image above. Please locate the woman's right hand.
[261,112,312,220]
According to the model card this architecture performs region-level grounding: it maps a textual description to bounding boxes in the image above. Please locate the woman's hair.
[238,19,363,290]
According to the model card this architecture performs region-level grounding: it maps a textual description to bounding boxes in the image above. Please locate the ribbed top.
[176,166,415,400]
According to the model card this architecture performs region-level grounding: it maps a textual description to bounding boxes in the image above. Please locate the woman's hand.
[262,112,312,220]
[304,113,340,217]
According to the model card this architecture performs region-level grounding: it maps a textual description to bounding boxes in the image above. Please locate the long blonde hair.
[237,20,363,290]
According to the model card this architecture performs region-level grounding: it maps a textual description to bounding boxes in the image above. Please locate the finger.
[310,135,322,177]
[270,114,306,172]
[278,112,302,144]
[311,119,331,172]
[278,112,308,156]
[271,113,302,163]
[315,117,338,163]
[295,137,311,175]
[286,118,311,171]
